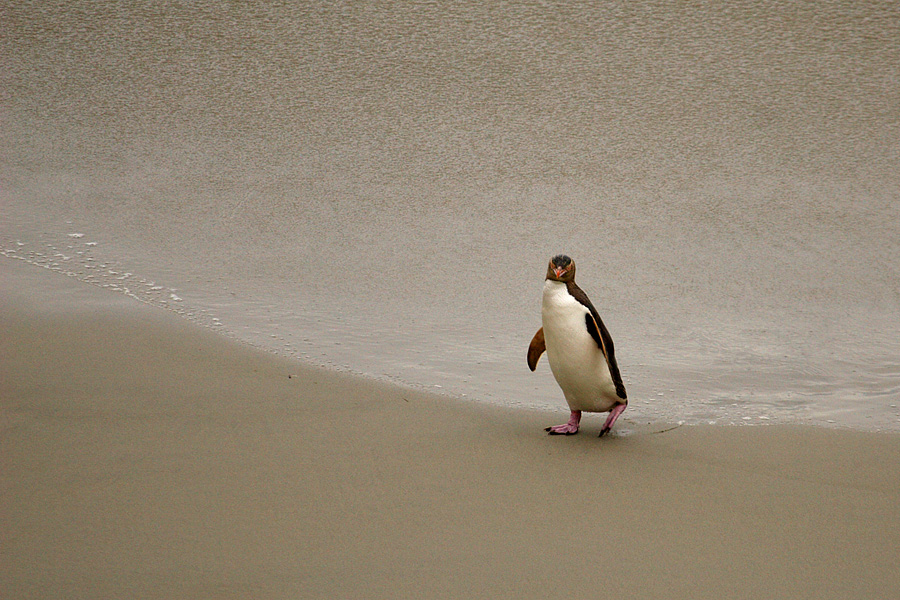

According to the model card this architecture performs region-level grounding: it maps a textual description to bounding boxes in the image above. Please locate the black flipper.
[584,313,604,351]
[527,328,545,372]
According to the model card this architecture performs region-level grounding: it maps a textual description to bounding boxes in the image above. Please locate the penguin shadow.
[536,418,684,440]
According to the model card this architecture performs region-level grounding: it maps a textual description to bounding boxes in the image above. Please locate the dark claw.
[598,427,610,437]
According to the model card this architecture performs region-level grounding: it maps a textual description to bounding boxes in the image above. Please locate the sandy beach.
[2,258,899,599]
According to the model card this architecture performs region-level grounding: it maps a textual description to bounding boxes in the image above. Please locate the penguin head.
[546,254,575,282]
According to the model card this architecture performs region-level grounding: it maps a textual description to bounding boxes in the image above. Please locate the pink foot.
[546,410,581,436]
[599,403,627,437]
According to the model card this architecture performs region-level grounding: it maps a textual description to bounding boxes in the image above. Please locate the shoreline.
[3,258,899,599]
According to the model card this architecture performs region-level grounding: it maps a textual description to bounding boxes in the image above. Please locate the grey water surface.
[3,0,899,429]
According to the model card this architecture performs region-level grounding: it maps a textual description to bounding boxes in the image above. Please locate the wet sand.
[3,258,899,599]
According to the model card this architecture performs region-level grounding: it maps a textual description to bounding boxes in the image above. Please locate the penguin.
[527,254,628,436]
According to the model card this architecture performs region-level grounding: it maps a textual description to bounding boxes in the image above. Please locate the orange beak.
[553,266,566,278]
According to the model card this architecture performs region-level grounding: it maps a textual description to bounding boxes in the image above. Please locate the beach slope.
[2,259,899,599]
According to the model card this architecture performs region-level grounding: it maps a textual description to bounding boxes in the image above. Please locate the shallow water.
[3,0,899,430]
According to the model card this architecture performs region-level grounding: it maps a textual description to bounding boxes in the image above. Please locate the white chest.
[541,281,589,341]
[541,280,596,361]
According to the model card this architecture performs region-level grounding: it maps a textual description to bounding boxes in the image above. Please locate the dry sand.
[3,258,899,599]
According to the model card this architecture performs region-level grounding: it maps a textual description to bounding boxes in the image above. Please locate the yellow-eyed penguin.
[527,255,628,436]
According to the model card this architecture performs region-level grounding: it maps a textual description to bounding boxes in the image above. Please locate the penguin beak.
[553,266,566,278]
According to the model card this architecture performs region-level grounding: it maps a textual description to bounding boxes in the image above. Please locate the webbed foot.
[598,403,627,437]
[545,410,581,436]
